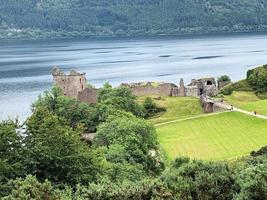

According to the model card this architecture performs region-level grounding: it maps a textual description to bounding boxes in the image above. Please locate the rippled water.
[1,33,267,120]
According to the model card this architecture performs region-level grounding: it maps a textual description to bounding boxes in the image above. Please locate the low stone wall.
[200,96,225,113]
[130,83,178,97]
[78,88,98,104]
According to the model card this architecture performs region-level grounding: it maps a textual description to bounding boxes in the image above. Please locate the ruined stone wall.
[185,86,198,97]
[158,83,177,96]
[53,74,87,98]
[78,88,98,104]
[131,83,177,97]
[203,85,218,97]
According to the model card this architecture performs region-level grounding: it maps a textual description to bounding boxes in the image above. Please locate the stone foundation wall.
[130,83,177,97]
[78,88,98,104]
[186,86,198,97]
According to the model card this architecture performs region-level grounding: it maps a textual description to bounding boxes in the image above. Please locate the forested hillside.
[1,0,267,39]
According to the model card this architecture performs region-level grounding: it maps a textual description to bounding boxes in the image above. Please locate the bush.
[143,97,166,119]
[75,177,172,200]
[2,175,70,200]
[94,113,164,175]
[218,75,231,82]
[251,146,267,157]
[247,65,267,94]
[235,163,267,200]
[220,80,253,95]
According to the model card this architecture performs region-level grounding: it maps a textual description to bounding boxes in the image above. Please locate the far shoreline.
[1,30,267,43]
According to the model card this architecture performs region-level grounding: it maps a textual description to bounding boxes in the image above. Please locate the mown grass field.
[138,96,203,124]
[224,91,267,115]
[157,112,267,160]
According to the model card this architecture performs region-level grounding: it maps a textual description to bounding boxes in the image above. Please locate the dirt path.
[215,101,267,120]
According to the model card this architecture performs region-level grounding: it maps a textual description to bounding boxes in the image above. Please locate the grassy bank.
[138,96,203,124]
[157,112,267,160]
[224,91,267,115]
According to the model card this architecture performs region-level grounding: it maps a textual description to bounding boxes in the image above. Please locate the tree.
[143,97,166,118]
[161,160,236,200]
[247,65,267,94]
[93,113,164,175]
[235,163,267,200]
[24,107,104,186]
[33,86,98,132]
[98,83,145,118]
[218,75,231,82]
[75,177,171,200]
[2,175,71,200]
[0,120,24,196]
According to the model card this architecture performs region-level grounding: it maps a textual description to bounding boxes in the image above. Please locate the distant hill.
[1,0,267,39]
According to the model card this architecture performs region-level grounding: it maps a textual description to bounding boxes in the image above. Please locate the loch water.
[1,33,267,120]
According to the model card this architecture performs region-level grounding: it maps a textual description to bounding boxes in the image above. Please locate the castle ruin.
[52,67,228,113]
[52,67,98,104]
[122,77,219,98]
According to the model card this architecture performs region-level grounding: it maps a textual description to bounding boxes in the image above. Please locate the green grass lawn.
[157,112,267,160]
[224,91,267,115]
[138,95,203,124]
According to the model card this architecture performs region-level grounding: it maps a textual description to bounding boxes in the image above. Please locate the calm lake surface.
[1,33,267,120]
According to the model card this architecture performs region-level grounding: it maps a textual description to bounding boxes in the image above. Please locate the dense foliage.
[1,0,267,39]
[220,79,254,95]
[247,64,267,97]
[1,85,267,199]
[218,75,231,82]
[221,65,267,97]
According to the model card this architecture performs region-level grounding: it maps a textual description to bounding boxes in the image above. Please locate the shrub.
[143,97,166,118]
[218,75,231,82]
[247,65,267,93]
[220,80,253,95]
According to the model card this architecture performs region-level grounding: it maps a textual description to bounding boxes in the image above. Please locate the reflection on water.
[1,33,267,120]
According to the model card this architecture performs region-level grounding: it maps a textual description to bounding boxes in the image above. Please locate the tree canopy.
[1,0,267,39]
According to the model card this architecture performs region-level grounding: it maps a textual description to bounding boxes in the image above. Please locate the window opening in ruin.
[199,88,204,95]
[206,81,212,85]
[80,78,82,83]
[82,85,84,90]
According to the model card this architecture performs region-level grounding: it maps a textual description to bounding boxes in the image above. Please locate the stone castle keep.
[52,67,227,106]
[52,67,98,104]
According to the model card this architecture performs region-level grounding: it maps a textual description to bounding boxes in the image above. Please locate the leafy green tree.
[98,83,145,118]
[0,120,24,196]
[161,160,236,200]
[94,113,164,175]
[235,163,267,200]
[143,97,166,118]
[218,75,231,82]
[2,175,71,200]
[247,65,267,94]
[33,86,63,112]
[100,144,146,182]
[2,0,267,39]
[75,177,171,200]
[24,107,104,186]
[33,86,98,132]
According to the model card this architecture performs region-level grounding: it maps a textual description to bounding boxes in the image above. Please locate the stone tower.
[52,67,87,98]
[177,78,186,96]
